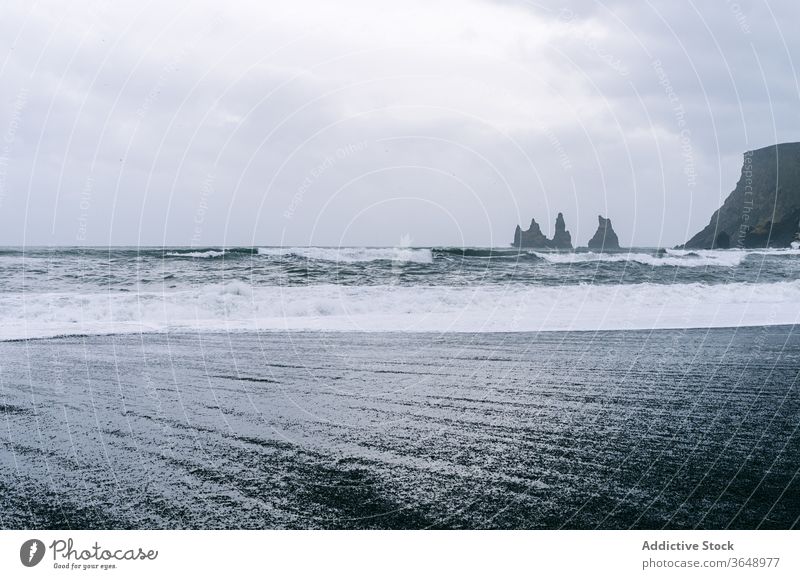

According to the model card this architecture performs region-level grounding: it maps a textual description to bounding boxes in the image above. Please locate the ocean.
[1,246,799,529]
[0,246,799,339]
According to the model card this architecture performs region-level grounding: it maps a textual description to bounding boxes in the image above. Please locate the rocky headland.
[683,142,800,249]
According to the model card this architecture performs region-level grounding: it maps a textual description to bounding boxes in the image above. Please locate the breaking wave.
[257,247,434,263]
[3,280,798,340]
[531,249,751,267]
[165,250,228,258]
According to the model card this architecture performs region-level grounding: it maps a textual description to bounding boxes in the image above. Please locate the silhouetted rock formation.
[684,142,800,249]
[741,208,800,247]
[550,212,573,249]
[512,213,573,249]
[587,215,620,250]
[514,218,549,248]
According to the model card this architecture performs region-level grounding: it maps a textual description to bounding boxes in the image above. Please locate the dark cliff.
[684,143,800,249]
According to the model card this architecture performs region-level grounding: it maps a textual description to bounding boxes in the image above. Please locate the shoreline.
[2,322,798,344]
[2,326,798,529]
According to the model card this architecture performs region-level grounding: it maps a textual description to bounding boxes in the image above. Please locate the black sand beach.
[1,326,798,529]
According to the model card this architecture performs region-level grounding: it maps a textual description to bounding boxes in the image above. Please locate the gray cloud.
[1,0,798,247]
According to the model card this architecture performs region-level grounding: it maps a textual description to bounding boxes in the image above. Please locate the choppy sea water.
[1,247,798,529]
[0,328,797,529]
[1,246,799,340]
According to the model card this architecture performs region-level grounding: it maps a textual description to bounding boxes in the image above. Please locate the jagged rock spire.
[550,212,572,249]
[512,213,573,249]
[587,215,620,250]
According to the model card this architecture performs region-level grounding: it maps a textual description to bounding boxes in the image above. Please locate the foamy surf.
[3,280,798,340]
[257,246,434,263]
[165,250,228,258]
[531,249,751,267]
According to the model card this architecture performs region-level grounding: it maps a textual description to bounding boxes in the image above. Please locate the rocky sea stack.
[587,215,620,250]
[513,213,573,249]
[683,142,800,249]
[550,212,572,249]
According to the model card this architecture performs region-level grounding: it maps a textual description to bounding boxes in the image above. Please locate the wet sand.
[1,326,798,529]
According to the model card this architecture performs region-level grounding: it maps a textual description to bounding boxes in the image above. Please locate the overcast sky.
[1,0,798,247]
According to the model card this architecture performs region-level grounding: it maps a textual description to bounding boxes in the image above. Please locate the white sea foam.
[257,247,433,264]
[3,280,798,340]
[165,250,227,258]
[532,249,749,267]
